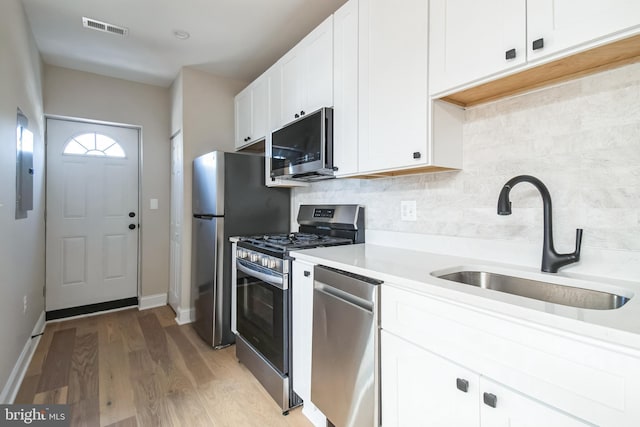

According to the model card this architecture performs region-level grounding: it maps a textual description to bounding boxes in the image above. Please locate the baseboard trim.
[46,297,138,321]
[0,311,45,404]
[175,307,195,325]
[138,293,168,311]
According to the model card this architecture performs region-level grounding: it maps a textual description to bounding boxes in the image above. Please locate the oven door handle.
[237,260,287,290]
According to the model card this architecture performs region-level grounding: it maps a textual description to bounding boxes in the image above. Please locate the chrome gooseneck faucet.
[497,175,583,273]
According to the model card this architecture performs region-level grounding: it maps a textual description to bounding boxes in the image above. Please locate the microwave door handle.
[236,260,287,290]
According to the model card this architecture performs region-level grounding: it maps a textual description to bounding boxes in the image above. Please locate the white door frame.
[44,115,143,307]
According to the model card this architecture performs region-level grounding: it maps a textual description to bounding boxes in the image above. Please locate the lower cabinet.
[382,330,591,427]
[380,284,640,426]
[382,330,479,427]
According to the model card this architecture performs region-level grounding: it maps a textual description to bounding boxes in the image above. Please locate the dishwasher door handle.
[314,282,374,313]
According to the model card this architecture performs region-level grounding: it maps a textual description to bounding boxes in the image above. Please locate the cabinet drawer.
[381,284,640,426]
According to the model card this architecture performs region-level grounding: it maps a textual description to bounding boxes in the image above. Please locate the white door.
[168,131,183,313]
[45,118,139,312]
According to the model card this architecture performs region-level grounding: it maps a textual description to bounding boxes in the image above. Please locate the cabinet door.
[381,331,479,427]
[527,0,640,61]
[281,49,305,125]
[358,0,429,172]
[333,0,359,176]
[234,87,252,149]
[251,77,268,143]
[429,0,526,95]
[480,377,591,427]
[303,15,334,114]
[267,64,283,131]
[291,260,315,402]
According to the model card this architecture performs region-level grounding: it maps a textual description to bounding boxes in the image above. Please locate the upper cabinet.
[527,0,640,61]
[234,76,268,150]
[277,16,334,128]
[429,0,527,95]
[358,0,430,173]
[431,0,640,104]
[333,0,463,177]
[332,0,359,176]
[264,64,308,188]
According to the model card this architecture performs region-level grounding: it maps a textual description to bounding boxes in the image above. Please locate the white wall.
[0,0,45,402]
[294,63,640,254]
[43,65,171,297]
[171,67,247,313]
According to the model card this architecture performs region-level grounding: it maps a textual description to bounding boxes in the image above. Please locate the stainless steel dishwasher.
[311,265,383,427]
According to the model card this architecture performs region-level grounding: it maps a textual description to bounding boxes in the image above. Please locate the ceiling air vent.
[82,17,129,37]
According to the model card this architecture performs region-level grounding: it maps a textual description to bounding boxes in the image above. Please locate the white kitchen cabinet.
[430,0,640,97]
[234,76,268,149]
[382,331,479,427]
[264,64,308,188]
[381,284,640,426]
[358,0,429,172]
[278,15,333,128]
[332,0,359,177]
[234,88,252,149]
[382,330,591,427]
[340,0,463,176]
[429,0,526,95]
[527,0,640,62]
[291,260,326,426]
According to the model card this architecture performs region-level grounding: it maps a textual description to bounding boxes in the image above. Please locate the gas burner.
[291,232,321,242]
[264,234,291,244]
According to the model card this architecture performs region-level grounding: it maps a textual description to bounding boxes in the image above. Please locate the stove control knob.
[261,256,269,267]
[268,259,277,269]
[236,249,244,259]
[250,253,259,263]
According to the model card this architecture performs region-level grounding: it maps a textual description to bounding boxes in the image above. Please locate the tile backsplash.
[293,63,640,252]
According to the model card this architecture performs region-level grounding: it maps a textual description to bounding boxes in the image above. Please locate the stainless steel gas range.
[234,204,365,414]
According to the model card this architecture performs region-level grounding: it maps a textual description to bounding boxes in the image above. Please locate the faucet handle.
[574,228,583,258]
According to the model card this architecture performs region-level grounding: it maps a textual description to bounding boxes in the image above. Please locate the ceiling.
[20,0,347,87]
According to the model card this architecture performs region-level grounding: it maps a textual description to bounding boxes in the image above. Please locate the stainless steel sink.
[435,270,630,310]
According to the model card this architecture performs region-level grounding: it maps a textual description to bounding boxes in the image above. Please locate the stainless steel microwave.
[270,107,334,181]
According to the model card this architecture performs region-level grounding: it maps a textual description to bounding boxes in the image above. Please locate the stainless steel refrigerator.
[192,151,290,347]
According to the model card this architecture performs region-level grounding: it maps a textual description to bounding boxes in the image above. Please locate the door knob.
[129,224,136,230]
[129,212,136,218]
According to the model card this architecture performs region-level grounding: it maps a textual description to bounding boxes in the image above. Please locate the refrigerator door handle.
[193,214,215,219]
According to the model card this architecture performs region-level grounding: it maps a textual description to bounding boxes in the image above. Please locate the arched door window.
[63,132,125,157]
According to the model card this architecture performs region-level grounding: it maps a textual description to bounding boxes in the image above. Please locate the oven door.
[236,259,288,375]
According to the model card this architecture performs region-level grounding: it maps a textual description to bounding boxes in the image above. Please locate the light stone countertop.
[291,243,640,354]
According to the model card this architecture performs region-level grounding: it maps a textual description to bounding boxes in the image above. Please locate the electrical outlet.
[23,295,27,313]
[400,200,417,221]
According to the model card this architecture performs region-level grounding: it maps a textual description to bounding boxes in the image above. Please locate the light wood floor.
[15,305,312,427]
